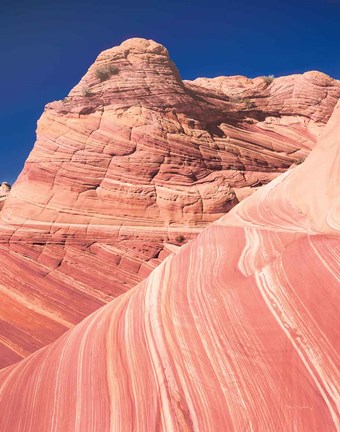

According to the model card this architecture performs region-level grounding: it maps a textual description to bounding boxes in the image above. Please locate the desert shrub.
[243,98,255,109]
[261,75,275,85]
[82,87,94,97]
[229,96,243,103]
[229,96,254,109]
[95,64,119,82]
[175,235,185,243]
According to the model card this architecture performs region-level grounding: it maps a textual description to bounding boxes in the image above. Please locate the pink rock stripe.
[0,93,339,432]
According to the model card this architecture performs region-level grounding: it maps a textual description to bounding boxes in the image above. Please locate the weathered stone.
[0,38,339,367]
[0,98,339,432]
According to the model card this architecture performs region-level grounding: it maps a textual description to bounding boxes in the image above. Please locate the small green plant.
[175,235,185,243]
[261,75,275,85]
[243,98,255,109]
[229,96,243,103]
[95,64,119,82]
[229,96,255,109]
[82,87,94,97]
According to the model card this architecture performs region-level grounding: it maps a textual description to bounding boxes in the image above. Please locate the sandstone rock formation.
[1,38,340,367]
[0,182,10,210]
[0,97,339,432]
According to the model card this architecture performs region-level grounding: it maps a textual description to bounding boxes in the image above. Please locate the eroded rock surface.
[0,182,10,210]
[1,38,340,367]
[0,98,338,432]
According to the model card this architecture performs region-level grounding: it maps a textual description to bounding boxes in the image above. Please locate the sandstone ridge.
[0,98,339,432]
[0,37,339,367]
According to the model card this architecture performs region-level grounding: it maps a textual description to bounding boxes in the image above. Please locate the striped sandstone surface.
[0,95,339,432]
[1,38,340,367]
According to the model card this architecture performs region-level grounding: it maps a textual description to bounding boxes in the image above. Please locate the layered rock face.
[0,99,338,432]
[0,182,10,210]
[1,38,340,367]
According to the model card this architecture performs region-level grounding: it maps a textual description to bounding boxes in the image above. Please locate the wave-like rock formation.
[1,38,340,367]
[0,182,10,210]
[0,94,339,432]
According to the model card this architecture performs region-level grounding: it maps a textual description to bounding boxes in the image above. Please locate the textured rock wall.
[0,182,10,210]
[0,100,338,432]
[0,38,339,367]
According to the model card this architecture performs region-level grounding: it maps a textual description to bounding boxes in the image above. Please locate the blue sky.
[1,0,340,183]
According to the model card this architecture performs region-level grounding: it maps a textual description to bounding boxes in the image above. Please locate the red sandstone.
[0,96,339,432]
[0,38,339,367]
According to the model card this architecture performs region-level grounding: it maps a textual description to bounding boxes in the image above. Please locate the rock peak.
[119,37,169,56]
[65,37,183,110]
[95,37,169,64]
